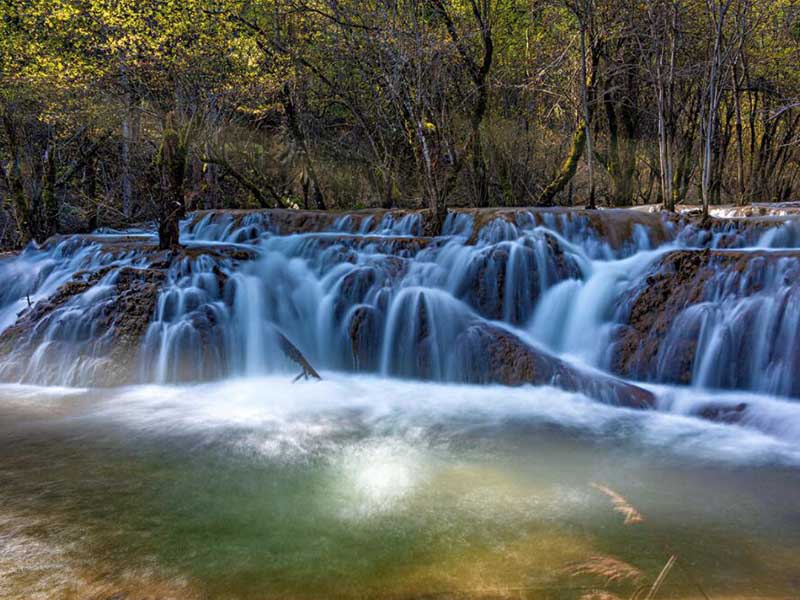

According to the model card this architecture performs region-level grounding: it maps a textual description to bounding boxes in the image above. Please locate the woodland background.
[1,0,799,248]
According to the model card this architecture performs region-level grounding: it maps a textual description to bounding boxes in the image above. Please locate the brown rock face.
[188,206,678,252]
[0,266,165,386]
[459,232,582,323]
[100,267,166,385]
[188,208,424,238]
[611,248,800,386]
[611,250,712,384]
[347,305,381,372]
[456,324,655,409]
[0,242,257,387]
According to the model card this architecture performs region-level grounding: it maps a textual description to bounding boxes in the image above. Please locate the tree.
[701,0,735,218]
[645,0,681,211]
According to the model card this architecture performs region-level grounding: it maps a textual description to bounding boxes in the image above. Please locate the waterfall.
[2,208,800,410]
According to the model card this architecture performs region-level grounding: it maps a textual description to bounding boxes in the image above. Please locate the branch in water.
[276,331,321,381]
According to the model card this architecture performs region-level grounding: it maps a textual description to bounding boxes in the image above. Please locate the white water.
[2,208,800,448]
[3,375,800,468]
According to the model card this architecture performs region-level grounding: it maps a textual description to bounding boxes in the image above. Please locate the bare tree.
[645,0,681,211]
[431,0,495,208]
[574,0,597,208]
[701,0,735,217]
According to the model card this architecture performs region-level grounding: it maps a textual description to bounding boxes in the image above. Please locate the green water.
[2,378,800,599]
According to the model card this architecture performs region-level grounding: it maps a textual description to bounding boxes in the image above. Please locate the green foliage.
[1,0,799,247]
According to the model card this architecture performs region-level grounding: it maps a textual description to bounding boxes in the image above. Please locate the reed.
[566,555,645,584]
[590,482,645,526]
[565,483,700,600]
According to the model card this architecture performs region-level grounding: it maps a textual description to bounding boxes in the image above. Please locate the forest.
[1,0,799,249]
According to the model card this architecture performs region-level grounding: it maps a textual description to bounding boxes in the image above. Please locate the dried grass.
[591,482,645,525]
[580,591,626,600]
[565,555,646,584]
[562,485,694,600]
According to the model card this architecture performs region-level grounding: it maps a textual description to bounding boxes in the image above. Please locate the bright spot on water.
[338,440,425,519]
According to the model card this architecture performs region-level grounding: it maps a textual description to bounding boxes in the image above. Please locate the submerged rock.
[695,402,749,425]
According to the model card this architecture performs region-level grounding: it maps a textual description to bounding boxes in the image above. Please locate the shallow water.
[2,376,800,599]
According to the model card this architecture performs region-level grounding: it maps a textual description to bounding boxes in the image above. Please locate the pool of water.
[2,376,800,599]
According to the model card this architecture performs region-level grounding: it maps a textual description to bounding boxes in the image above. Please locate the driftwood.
[276,331,322,382]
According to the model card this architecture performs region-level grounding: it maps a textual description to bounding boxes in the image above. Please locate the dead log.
[276,331,321,381]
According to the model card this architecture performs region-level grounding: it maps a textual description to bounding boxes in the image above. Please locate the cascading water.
[3,207,800,411]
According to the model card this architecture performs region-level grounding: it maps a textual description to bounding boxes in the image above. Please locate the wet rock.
[0,242,258,387]
[709,201,800,218]
[188,206,676,254]
[456,324,655,409]
[612,250,712,384]
[612,249,800,392]
[458,232,582,323]
[347,305,381,372]
[302,234,438,257]
[0,266,164,386]
[461,207,674,250]
[188,208,425,238]
[695,402,749,425]
[148,244,258,269]
[335,268,377,321]
[100,268,167,385]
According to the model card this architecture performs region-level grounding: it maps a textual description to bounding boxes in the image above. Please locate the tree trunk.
[39,141,58,243]
[158,112,185,250]
[580,23,596,209]
[733,60,746,205]
[538,121,587,206]
[121,99,140,218]
[282,83,326,210]
[380,170,395,210]
[1,114,32,245]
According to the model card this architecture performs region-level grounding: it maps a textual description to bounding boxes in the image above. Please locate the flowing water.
[2,208,800,598]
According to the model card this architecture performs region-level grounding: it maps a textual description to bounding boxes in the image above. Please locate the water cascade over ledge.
[3,206,800,424]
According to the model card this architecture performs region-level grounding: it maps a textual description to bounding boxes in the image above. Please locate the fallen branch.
[276,331,321,381]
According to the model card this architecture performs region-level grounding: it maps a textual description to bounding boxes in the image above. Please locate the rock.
[0,241,260,387]
[0,265,164,386]
[187,208,425,238]
[611,250,711,384]
[347,306,381,372]
[695,402,749,425]
[612,248,800,390]
[461,207,675,249]
[187,206,676,253]
[458,232,582,323]
[455,323,655,409]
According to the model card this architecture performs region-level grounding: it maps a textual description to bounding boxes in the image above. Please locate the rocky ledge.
[612,248,800,394]
[0,243,257,387]
[457,324,655,408]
